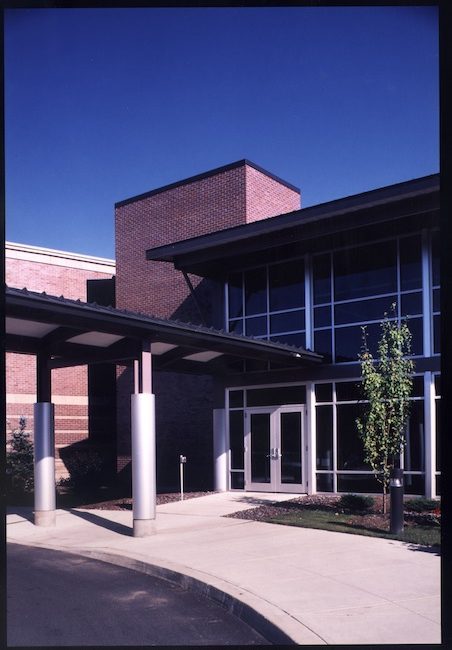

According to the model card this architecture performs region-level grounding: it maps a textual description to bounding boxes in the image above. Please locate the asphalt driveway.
[7,543,270,646]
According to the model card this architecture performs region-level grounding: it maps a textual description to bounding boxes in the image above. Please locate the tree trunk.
[382,486,387,514]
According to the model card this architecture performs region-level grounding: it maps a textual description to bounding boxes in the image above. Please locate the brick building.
[5,242,115,478]
[6,159,440,498]
[114,160,301,488]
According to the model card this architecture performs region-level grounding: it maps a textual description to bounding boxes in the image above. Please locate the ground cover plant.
[225,494,441,549]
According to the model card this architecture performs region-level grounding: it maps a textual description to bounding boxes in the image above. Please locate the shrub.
[404,497,439,513]
[338,493,374,512]
[6,417,34,496]
[63,448,104,494]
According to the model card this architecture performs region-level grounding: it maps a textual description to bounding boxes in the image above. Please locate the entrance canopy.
[6,286,322,370]
[6,285,321,535]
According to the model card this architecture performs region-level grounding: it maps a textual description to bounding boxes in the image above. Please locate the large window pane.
[433,315,440,354]
[334,241,397,301]
[435,399,440,472]
[250,413,271,483]
[406,317,423,356]
[431,230,440,287]
[314,306,331,328]
[433,288,440,312]
[228,273,243,318]
[401,292,423,317]
[245,316,267,337]
[434,374,441,396]
[280,412,302,484]
[400,235,422,291]
[228,319,243,335]
[316,406,333,469]
[313,254,331,304]
[337,474,380,493]
[403,400,424,472]
[269,260,304,311]
[231,472,244,489]
[335,295,396,326]
[317,473,333,492]
[229,390,244,408]
[337,403,369,470]
[403,474,425,495]
[247,385,306,407]
[229,411,244,470]
[314,329,332,360]
[335,322,382,363]
[270,309,305,334]
[336,381,361,402]
[270,332,306,348]
[245,268,267,315]
[315,383,333,403]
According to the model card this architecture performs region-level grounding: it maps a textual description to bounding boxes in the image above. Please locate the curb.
[8,541,325,645]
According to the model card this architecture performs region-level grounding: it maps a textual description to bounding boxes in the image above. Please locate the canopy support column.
[131,342,156,537]
[34,354,56,526]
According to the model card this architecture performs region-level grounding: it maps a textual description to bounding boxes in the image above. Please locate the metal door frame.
[244,405,306,493]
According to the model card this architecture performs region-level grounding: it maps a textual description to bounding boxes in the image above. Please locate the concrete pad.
[397,595,441,624]
[299,601,441,645]
[7,494,441,646]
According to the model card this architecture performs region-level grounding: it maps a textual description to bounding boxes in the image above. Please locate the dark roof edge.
[5,286,322,363]
[146,172,439,261]
[115,159,300,208]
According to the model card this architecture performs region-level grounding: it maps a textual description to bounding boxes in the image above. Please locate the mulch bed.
[225,495,441,529]
[74,491,216,510]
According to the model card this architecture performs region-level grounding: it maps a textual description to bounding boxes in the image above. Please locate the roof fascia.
[146,174,439,264]
[6,289,322,365]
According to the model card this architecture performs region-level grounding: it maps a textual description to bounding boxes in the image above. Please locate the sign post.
[180,455,187,501]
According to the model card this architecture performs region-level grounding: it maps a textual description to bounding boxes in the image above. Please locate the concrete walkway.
[7,492,441,645]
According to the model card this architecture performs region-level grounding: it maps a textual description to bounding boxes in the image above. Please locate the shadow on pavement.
[69,508,133,536]
[7,506,34,523]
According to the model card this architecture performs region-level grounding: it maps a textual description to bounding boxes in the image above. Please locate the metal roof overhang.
[146,174,439,278]
[5,287,322,373]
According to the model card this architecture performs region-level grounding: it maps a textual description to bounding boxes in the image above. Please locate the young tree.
[356,307,414,514]
[6,416,34,496]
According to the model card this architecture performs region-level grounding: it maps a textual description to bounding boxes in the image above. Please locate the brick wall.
[6,244,115,479]
[115,161,300,319]
[114,160,300,490]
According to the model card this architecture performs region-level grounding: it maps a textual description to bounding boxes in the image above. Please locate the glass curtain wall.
[227,259,306,347]
[431,230,440,354]
[226,231,435,365]
[315,378,426,494]
[434,373,441,495]
[313,234,424,363]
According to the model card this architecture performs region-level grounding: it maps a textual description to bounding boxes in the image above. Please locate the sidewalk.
[7,492,441,645]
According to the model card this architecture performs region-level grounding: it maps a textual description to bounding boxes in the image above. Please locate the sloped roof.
[5,286,322,372]
[146,173,439,277]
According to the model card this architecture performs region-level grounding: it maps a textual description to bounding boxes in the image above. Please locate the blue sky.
[5,6,439,259]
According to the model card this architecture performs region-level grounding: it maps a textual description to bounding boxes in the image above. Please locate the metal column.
[34,354,56,526]
[131,342,156,537]
[213,409,228,491]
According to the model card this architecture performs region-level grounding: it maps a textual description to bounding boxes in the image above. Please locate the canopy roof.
[5,286,322,373]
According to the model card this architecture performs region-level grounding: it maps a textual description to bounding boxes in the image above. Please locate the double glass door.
[244,406,305,493]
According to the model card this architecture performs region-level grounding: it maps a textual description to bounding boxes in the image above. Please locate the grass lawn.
[227,495,441,549]
[263,509,440,547]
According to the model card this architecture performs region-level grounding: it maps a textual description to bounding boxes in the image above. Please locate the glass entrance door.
[244,406,305,492]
